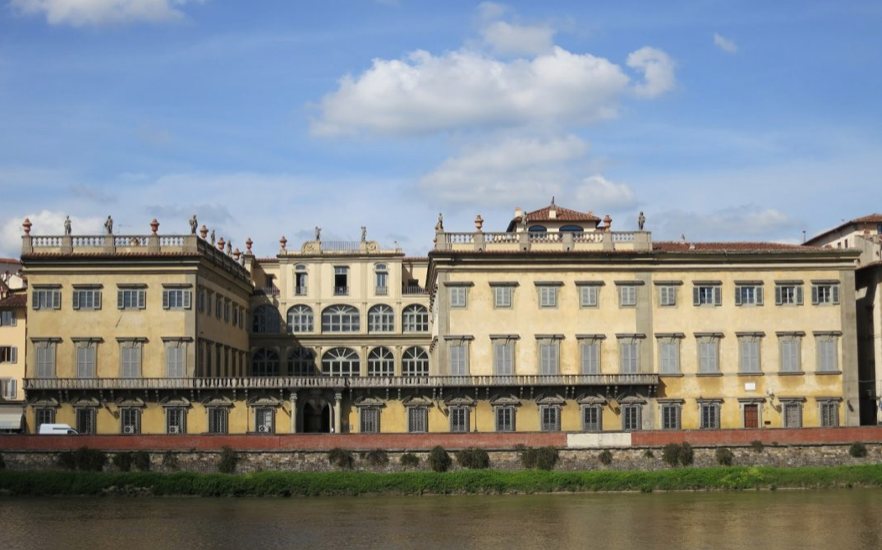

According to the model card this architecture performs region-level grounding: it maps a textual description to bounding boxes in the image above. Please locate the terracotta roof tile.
[805,213,882,244]
[524,205,601,223]
[0,293,26,308]
[0,257,20,264]
[652,241,828,253]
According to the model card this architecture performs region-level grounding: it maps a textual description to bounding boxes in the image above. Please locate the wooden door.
[744,404,759,428]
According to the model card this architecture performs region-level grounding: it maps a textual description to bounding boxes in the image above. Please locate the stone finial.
[233,247,241,261]
[245,238,253,253]
[603,214,612,231]
[22,218,32,235]
[150,219,159,235]
[475,214,484,232]
[280,236,288,250]
[217,236,225,251]
[199,225,209,239]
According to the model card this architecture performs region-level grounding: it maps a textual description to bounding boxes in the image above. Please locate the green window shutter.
[11,347,17,363]
[811,286,819,305]
[692,287,700,306]
[52,291,61,310]
[832,285,840,304]
[756,287,764,306]
[72,291,80,310]
[162,290,170,310]
[796,286,804,305]
[184,290,192,309]
[138,290,146,309]
[734,287,742,306]
[713,286,722,306]
[117,290,124,309]
[775,286,782,305]
[95,291,102,310]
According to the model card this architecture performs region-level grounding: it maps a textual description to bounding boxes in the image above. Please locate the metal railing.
[375,286,388,296]
[402,286,430,295]
[295,286,308,296]
[334,286,349,296]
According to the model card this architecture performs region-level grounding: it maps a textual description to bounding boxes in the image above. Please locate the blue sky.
[1,0,881,257]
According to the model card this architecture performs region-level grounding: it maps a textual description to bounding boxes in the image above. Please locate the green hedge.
[4,464,882,497]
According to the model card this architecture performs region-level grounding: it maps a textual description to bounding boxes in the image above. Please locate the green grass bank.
[3,465,882,497]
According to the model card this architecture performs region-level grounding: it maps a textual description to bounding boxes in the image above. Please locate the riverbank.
[3,464,882,497]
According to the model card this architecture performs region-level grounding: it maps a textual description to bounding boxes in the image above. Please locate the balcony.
[434,230,652,253]
[402,285,429,295]
[375,286,388,296]
[25,374,659,391]
[295,286,308,296]
[334,286,349,296]
[255,286,279,297]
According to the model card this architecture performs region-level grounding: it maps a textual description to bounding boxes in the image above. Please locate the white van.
[38,424,78,435]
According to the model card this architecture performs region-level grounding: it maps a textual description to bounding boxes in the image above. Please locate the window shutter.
[775,286,782,305]
[756,287,764,306]
[796,286,804,305]
[713,286,722,306]
[138,290,146,309]
[162,290,169,309]
[692,287,700,306]
[811,286,819,305]
[734,288,742,306]
[118,290,124,309]
[11,347,17,363]
[832,285,840,304]
[52,291,61,309]
[72,291,80,310]
[184,290,192,309]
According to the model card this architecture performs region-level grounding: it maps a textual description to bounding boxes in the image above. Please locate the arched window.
[252,348,280,377]
[322,305,360,332]
[368,304,394,333]
[368,347,394,377]
[287,304,314,333]
[528,225,548,232]
[322,347,360,376]
[294,264,308,296]
[402,304,429,332]
[288,347,317,376]
[252,305,281,334]
[402,347,429,376]
[560,225,584,232]
[375,263,388,295]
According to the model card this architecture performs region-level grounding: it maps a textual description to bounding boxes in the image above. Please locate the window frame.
[782,401,803,428]
[539,405,561,432]
[72,288,102,311]
[117,288,146,311]
[360,407,381,433]
[120,408,141,435]
[661,402,681,430]
[402,304,429,332]
[368,304,395,333]
[819,401,839,427]
[621,404,642,431]
[166,407,187,434]
[367,347,394,377]
[699,401,721,430]
[321,305,360,333]
[658,285,677,307]
[579,285,600,308]
[619,285,637,308]
[493,286,513,309]
[255,407,275,434]
[581,404,602,432]
[407,407,428,433]
[402,346,430,376]
[207,407,229,434]
[321,347,360,376]
[76,407,97,435]
[449,406,470,433]
[495,405,516,432]
[449,286,468,308]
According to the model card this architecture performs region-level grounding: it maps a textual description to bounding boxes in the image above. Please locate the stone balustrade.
[434,230,652,253]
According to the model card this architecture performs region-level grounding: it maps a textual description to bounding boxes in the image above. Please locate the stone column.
[290,392,298,433]
[333,391,343,434]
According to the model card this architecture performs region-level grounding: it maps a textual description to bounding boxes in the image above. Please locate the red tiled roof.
[805,213,882,244]
[0,293,26,308]
[525,205,601,223]
[852,214,882,224]
[652,241,828,253]
[0,257,20,264]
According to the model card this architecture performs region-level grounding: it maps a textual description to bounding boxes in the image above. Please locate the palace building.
[13,203,866,435]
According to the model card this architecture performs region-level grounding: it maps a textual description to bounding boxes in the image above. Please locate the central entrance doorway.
[303,401,331,433]
[743,404,759,429]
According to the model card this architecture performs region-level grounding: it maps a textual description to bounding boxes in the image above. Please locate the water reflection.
[1,490,881,550]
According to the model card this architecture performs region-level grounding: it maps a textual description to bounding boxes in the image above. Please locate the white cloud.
[10,0,207,27]
[1,210,104,254]
[575,174,637,211]
[713,33,738,53]
[626,46,676,98]
[476,1,507,21]
[652,205,800,242]
[480,20,555,56]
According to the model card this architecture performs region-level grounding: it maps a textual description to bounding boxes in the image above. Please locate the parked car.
[38,424,78,435]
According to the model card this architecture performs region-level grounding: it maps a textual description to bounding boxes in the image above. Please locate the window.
[1,378,17,400]
[659,340,680,374]
[295,265,308,296]
[699,402,720,430]
[166,408,186,434]
[255,408,275,433]
[780,338,801,372]
[198,289,206,312]
[580,341,601,374]
[252,305,281,333]
[782,402,803,428]
[450,406,470,433]
[819,401,839,427]
[287,305,314,333]
[495,406,516,432]
[120,342,142,378]
[620,341,639,374]
[494,286,512,308]
[334,266,349,295]
[619,285,637,307]
[76,342,97,378]
[735,285,763,306]
[117,288,146,310]
[252,348,280,376]
[35,343,56,378]
[538,286,557,308]
[33,288,61,310]
[360,408,380,433]
[407,407,428,433]
[582,405,602,432]
[450,287,467,308]
[205,292,212,316]
[322,347,360,376]
[402,347,429,376]
[539,341,559,375]
[659,286,677,306]
[367,347,394,377]
[539,405,561,432]
[0,346,17,364]
[224,300,230,323]
[528,225,547,232]
[739,339,761,373]
[162,288,191,310]
[121,408,141,434]
[693,285,721,306]
[166,343,186,377]
[238,307,245,329]
[35,407,55,432]
[812,284,840,305]
[289,347,317,376]
[1,310,16,326]
[73,288,102,310]
[232,306,239,327]
[449,343,468,375]
[208,408,229,434]
[375,264,388,295]
[368,305,395,333]
[403,304,429,332]
[76,408,97,434]
[622,404,641,431]
[493,340,515,375]
[775,284,803,305]
[560,225,584,232]
[817,338,839,372]
[215,296,222,319]
[321,305,360,332]
[699,339,719,374]
[661,403,681,430]
[580,285,599,307]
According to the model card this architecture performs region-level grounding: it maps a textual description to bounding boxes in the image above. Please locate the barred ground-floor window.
[166,408,187,434]
[539,405,561,432]
[622,404,641,431]
[782,402,803,428]
[661,403,681,430]
[76,408,97,434]
[582,405,602,432]
[255,407,275,433]
[495,406,516,432]
[360,407,381,433]
[407,407,428,433]
[819,401,839,427]
[208,407,229,434]
[120,408,141,434]
[449,406,470,433]
[699,402,721,430]
[35,407,56,432]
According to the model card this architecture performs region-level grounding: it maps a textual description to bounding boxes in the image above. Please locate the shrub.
[218,446,238,474]
[112,452,133,472]
[399,453,420,468]
[598,450,613,466]
[678,443,694,467]
[365,449,389,468]
[0,453,5,470]
[162,451,179,471]
[58,452,76,470]
[662,443,681,467]
[716,447,735,467]
[520,447,560,471]
[428,446,452,473]
[455,448,490,470]
[750,440,765,453]
[644,449,655,459]
[850,442,868,458]
[133,450,151,471]
[73,447,106,472]
[327,448,354,470]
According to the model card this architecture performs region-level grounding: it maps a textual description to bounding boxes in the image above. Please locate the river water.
[1,489,881,550]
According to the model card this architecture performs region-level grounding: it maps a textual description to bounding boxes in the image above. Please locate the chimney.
[514,207,522,219]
